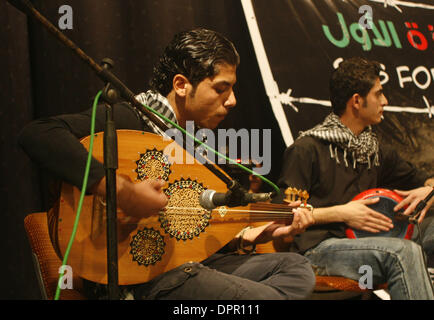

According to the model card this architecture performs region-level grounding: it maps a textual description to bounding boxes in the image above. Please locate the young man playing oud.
[19,28,316,300]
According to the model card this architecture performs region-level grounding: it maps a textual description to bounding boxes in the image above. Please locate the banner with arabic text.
[248,0,433,174]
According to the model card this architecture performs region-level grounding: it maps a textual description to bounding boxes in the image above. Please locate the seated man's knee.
[280,253,316,289]
[385,238,423,262]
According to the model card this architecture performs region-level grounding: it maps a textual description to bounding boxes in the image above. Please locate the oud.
[49,130,300,285]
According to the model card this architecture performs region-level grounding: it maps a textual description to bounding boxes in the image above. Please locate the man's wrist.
[312,205,344,224]
[116,175,135,212]
[236,226,256,254]
[424,178,434,188]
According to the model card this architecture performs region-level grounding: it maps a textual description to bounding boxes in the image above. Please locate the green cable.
[141,103,281,195]
[54,90,102,300]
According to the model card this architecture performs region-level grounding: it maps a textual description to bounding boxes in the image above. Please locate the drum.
[345,188,414,239]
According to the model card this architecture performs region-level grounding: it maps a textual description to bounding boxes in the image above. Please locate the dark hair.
[150,28,240,96]
[329,57,381,115]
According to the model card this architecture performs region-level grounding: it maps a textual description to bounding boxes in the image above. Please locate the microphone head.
[199,189,216,210]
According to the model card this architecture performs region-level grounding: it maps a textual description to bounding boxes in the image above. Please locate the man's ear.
[350,93,364,111]
[172,74,190,97]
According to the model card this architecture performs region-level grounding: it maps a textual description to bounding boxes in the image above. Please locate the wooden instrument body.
[54,130,252,285]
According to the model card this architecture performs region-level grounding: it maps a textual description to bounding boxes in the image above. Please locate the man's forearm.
[311,205,346,224]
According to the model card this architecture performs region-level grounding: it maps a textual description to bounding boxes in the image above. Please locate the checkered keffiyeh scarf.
[134,90,178,137]
[298,113,379,169]
[134,90,209,146]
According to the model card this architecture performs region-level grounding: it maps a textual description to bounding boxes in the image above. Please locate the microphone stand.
[100,58,120,300]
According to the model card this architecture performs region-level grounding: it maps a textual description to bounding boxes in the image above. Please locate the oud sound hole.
[135,149,171,181]
[160,179,211,241]
[130,227,165,266]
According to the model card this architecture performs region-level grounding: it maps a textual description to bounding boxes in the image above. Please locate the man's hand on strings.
[269,207,315,239]
[248,205,315,247]
[91,174,168,220]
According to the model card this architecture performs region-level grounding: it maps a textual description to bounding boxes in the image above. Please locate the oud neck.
[211,202,294,223]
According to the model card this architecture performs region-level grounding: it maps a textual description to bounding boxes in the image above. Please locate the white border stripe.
[279,93,434,117]
[240,0,294,146]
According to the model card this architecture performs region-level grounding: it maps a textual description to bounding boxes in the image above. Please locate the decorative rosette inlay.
[160,178,211,241]
[135,149,171,181]
[130,227,165,266]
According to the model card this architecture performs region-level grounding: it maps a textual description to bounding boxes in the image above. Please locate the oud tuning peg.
[283,187,311,205]
[284,187,295,202]
[293,188,299,201]
[298,190,303,200]
[300,190,309,205]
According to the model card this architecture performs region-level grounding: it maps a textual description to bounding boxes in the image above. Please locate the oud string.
[163,206,294,216]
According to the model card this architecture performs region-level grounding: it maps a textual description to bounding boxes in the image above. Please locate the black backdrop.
[250,0,434,175]
[1,0,432,300]
[1,0,285,299]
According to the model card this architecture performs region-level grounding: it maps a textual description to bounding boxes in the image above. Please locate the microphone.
[199,189,274,210]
